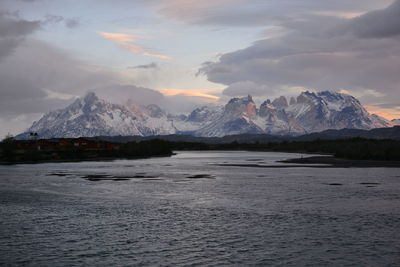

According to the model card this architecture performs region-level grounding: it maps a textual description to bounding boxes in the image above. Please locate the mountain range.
[17,91,393,139]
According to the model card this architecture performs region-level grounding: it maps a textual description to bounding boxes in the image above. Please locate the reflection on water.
[0,151,399,266]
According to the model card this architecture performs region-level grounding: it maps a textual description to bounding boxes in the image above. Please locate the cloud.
[198,2,400,114]
[44,14,64,24]
[0,11,40,59]
[0,114,43,139]
[157,0,393,27]
[65,18,80,28]
[0,38,120,117]
[128,62,158,69]
[95,84,165,106]
[44,14,80,29]
[99,32,136,42]
[158,88,219,100]
[162,94,219,113]
[98,31,172,60]
[222,81,273,97]
[365,104,400,120]
[0,37,205,136]
[339,0,400,38]
[93,85,217,113]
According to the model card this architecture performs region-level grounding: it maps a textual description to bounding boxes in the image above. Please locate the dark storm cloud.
[0,12,39,36]
[199,1,400,108]
[340,0,400,38]
[0,11,40,59]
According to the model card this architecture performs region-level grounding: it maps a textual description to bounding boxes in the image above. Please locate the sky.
[0,0,399,137]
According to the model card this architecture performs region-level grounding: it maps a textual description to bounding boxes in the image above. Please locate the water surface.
[0,151,399,266]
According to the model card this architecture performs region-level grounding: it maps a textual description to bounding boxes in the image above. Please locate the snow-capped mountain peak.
[272,96,288,108]
[17,90,393,139]
[18,92,177,139]
[225,95,257,118]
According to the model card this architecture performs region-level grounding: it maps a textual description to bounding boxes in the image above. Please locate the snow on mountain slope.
[196,91,392,136]
[126,102,177,135]
[17,90,393,139]
[18,92,177,139]
[195,96,264,137]
[286,91,392,133]
[392,119,400,125]
[173,105,223,133]
[258,99,305,135]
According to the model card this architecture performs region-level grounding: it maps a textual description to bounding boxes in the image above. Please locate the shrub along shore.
[0,138,173,164]
[1,136,399,165]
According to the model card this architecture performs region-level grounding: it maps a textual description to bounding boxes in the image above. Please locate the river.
[0,151,399,266]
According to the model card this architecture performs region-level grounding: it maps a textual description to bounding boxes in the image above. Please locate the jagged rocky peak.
[272,96,288,108]
[296,91,318,105]
[125,99,146,119]
[295,90,348,107]
[317,91,366,113]
[145,104,165,118]
[187,106,219,122]
[17,92,178,139]
[16,89,394,139]
[79,91,104,112]
[68,91,96,107]
[227,95,253,105]
[259,100,276,117]
[225,95,257,117]
[83,91,98,103]
[318,90,348,101]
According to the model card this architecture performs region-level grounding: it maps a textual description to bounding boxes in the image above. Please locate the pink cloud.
[98,31,172,60]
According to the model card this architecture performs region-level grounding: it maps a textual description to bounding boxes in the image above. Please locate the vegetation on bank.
[167,138,400,161]
[257,138,400,160]
[1,135,399,164]
[0,137,172,164]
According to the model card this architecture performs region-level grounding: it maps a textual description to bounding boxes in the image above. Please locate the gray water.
[0,151,399,266]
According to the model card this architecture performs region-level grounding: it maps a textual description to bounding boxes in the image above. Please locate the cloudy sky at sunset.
[1,0,400,137]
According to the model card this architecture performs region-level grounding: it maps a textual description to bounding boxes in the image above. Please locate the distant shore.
[216,155,400,168]
[279,156,400,168]
[2,137,400,165]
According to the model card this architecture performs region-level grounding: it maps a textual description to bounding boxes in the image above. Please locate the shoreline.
[0,153,174,166]
[279,156,400,168]
[1,152,399,168]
